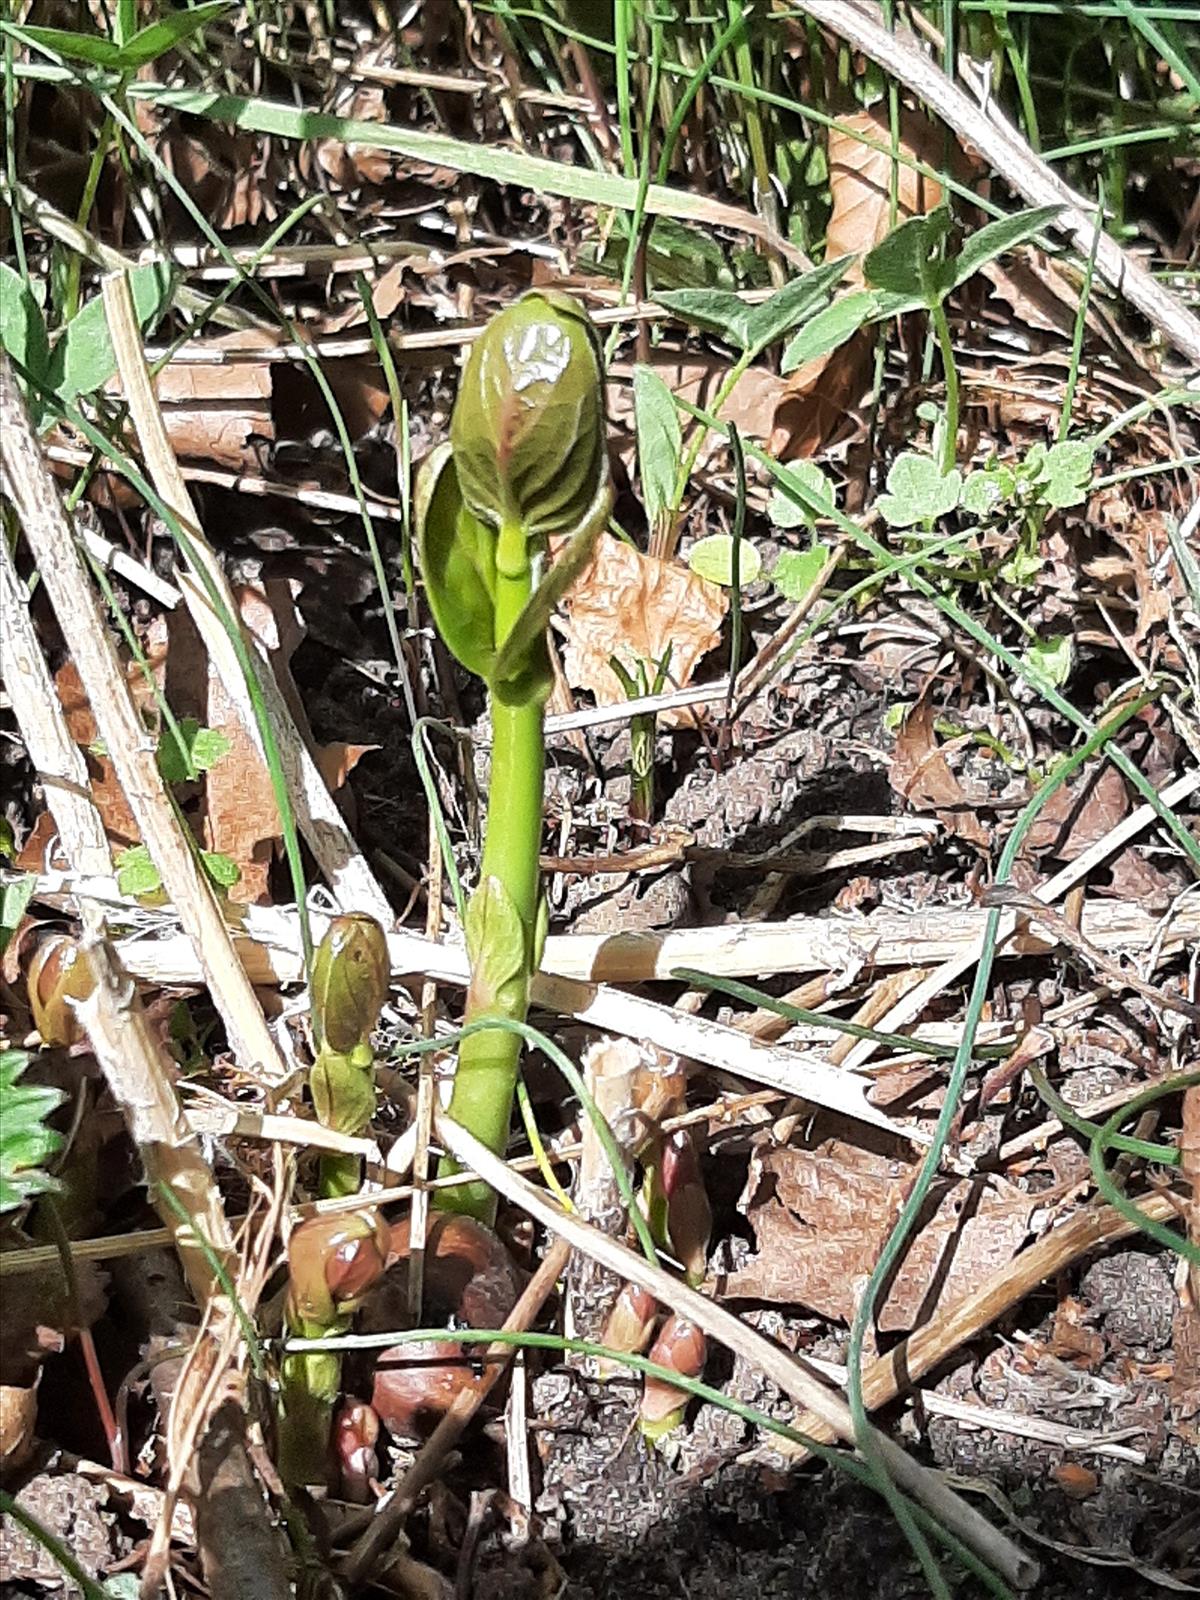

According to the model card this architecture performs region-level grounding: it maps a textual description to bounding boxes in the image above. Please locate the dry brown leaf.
[203,583,370,903]
[1021,760,1129,860]
[726,1140,1033,1332]
[16,631,168,868]
[125,329,274,470]
[888,692,990,848]
[557,531,726,714]
[772,107,951,459]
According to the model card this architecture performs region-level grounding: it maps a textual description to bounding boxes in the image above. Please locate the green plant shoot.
[418,290,612,1221]
[309,914,390,1198]
[277,1211,389,1487]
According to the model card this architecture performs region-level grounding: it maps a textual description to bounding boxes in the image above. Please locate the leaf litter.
[2,8,1200,1599]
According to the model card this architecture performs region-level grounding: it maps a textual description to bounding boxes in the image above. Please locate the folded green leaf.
[633,364,682,535]
[416,443,498,682]
[451,289,608,544]
[48,261,175,406]
[311,914,390,1056]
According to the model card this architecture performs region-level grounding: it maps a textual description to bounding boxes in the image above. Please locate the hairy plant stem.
[438,542,546,1222]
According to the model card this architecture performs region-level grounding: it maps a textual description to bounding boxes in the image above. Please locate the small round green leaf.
[687,534,762,587]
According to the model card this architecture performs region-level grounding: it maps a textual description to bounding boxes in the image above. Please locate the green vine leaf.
[876,451,962,528]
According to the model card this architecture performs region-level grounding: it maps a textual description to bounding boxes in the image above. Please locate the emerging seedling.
[277,1210,390,1487]
[308,913,390,1198]
[418,290,612,1221]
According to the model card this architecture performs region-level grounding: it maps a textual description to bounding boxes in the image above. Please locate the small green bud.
[450,290,610,548]
[311,914,390,1055]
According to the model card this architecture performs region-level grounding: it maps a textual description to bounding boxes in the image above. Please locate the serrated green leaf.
[0,1049,63,1213]
[771,544,830,604]
[1022,633,1073,689]
[115,845,162,897]
[999,545,1044,586]
[767,461,832,529]
[633,364,681,533]
[47,261,175,403]
[687,534,762,588]
[960,470,1006,517]
[1038,437,1095,509]
[157,717,232,784]
[876,451,962,528]
[780,290,876,374]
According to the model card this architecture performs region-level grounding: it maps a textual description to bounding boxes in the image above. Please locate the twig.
[75,885,1200,991]
[0,350,284,1078]
[101,271,394,932]
[435,1111,1039,1591]
[0,530,111,877]
[840,766,1200,1071]
[982,886,1200,1023]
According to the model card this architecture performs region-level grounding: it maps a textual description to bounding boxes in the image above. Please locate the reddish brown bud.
[660,1131,712,1289]
[287,1210,390,1329]
[385,1213,525,1328]
[27,935,94,1048]
[640,1315,706,1441]
[333,1400,380,1503]
[597,1283,658,1379]
[371,1339,493,1441]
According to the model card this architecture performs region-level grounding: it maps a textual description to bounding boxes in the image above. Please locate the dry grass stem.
[76,934,235,1307]
[0,350,284,1078]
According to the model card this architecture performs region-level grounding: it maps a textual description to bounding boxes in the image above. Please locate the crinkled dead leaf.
[557,531,726,717]
[888,692,990,848]
[16,627,168,869]
[726,1139,1033,1331]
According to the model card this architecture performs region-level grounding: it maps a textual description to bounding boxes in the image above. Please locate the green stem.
[930,297,959,476]
[439,558,546,1221]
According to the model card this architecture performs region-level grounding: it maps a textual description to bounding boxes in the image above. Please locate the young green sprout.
[277,1210,390,1488]
[418,290,612,1221]
[309,913,389,1198]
